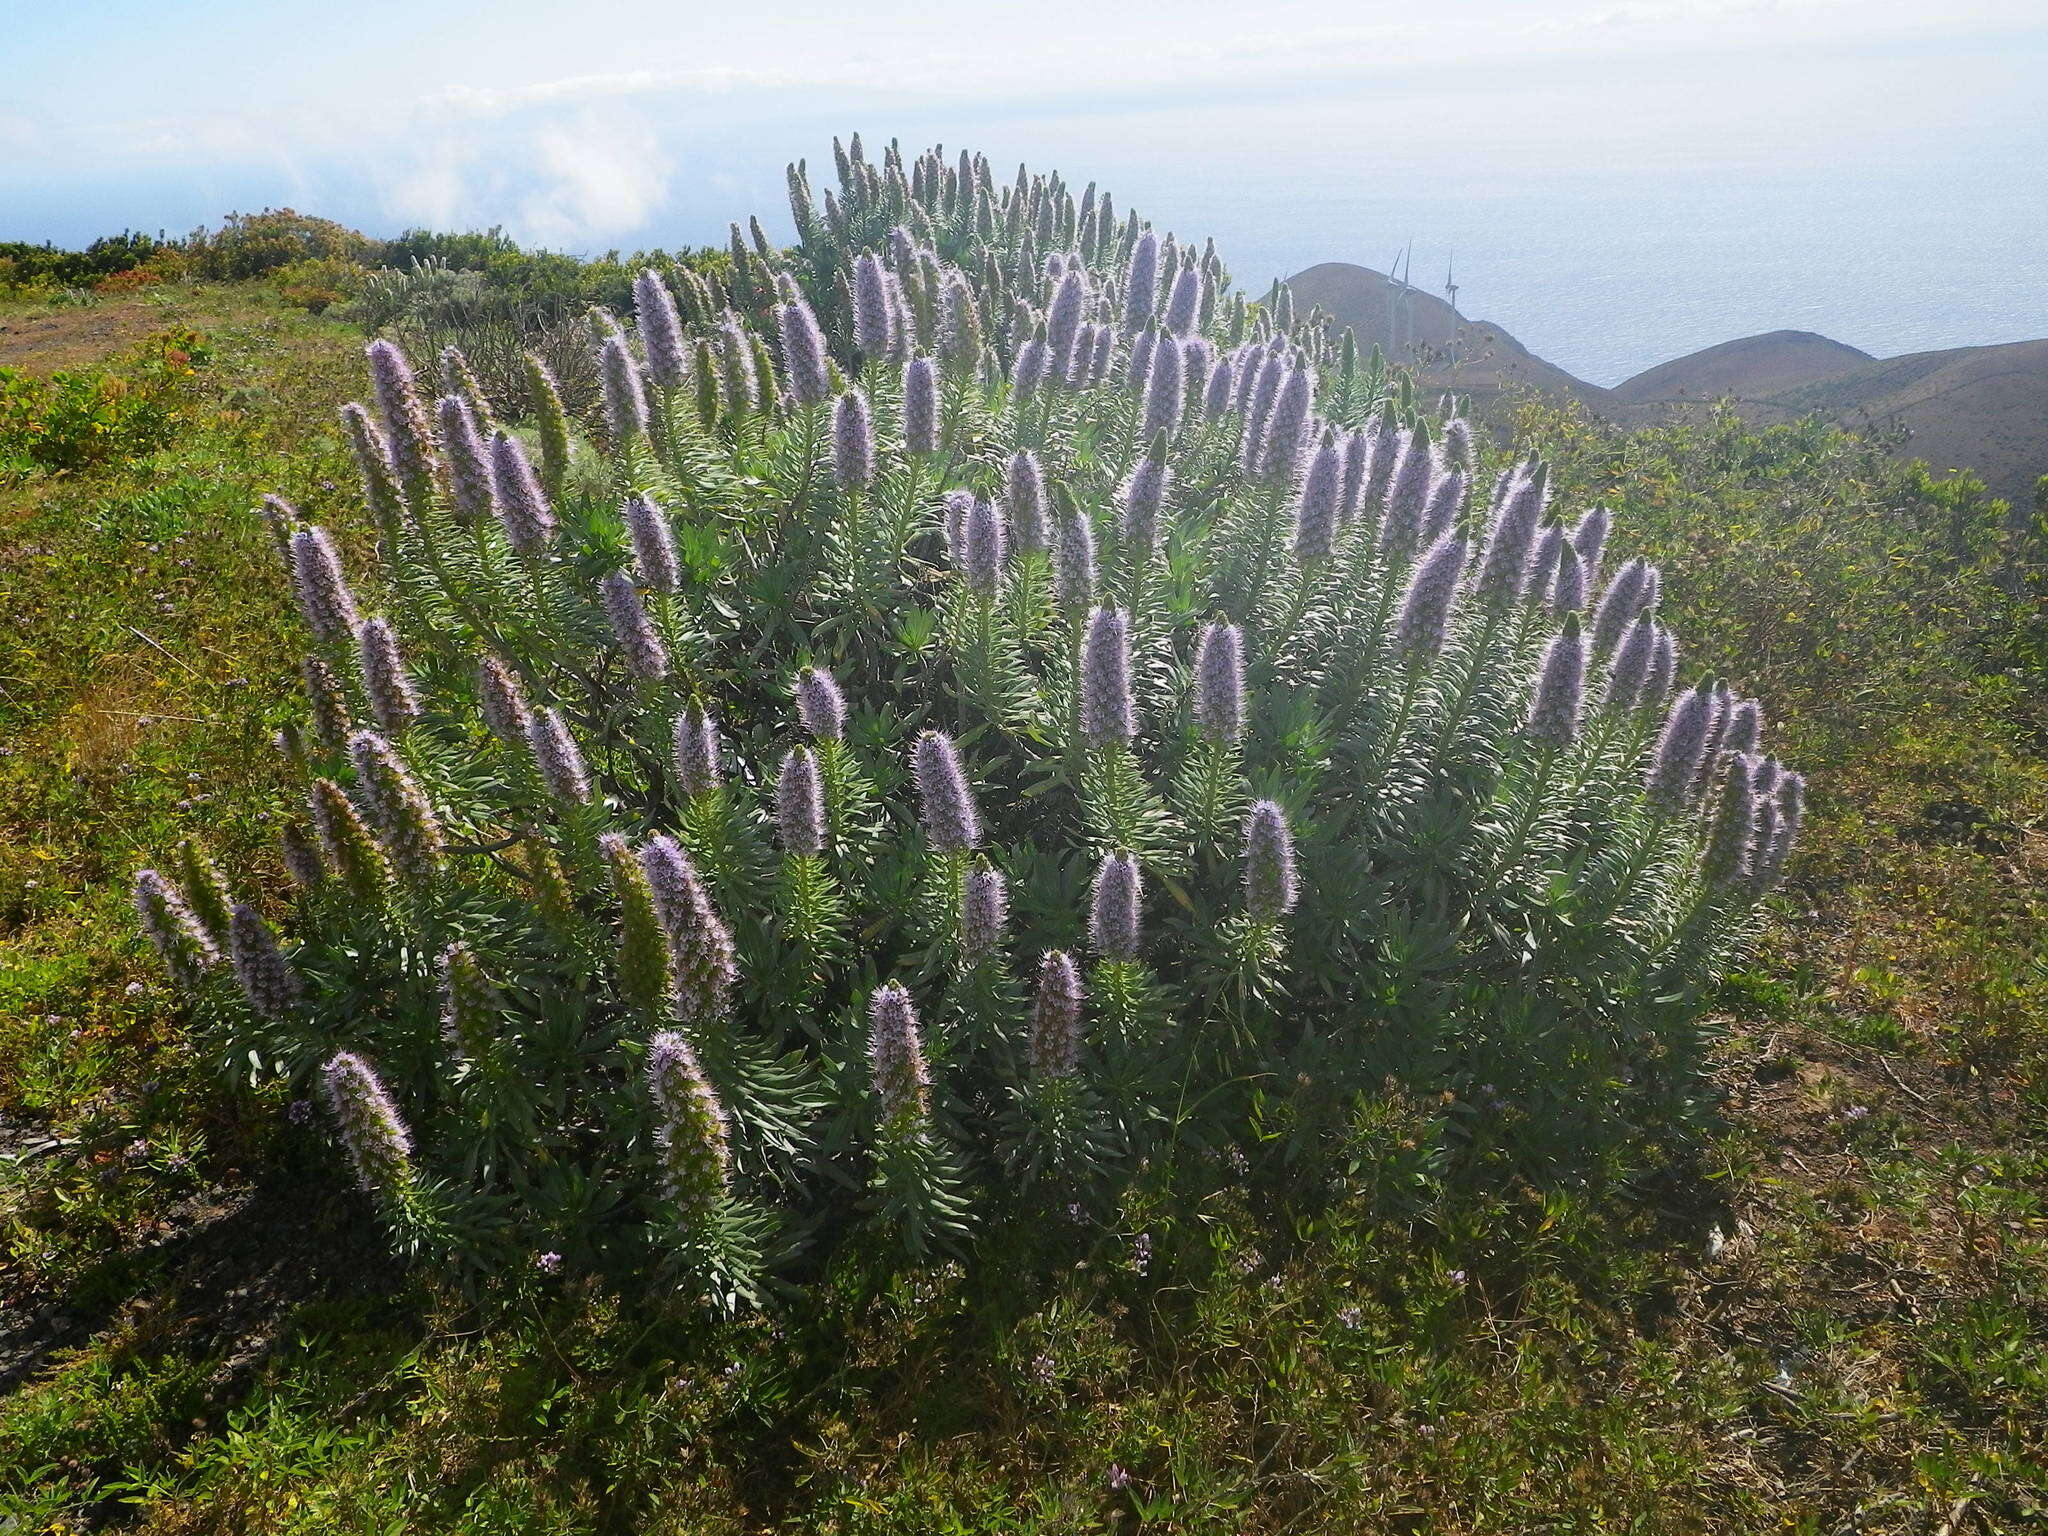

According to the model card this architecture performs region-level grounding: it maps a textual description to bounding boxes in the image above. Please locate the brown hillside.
[1284,262,1608,408]
[1610,330,1872,406]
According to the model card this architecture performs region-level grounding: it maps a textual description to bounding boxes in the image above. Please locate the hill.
[1609,330,1872,406]
[1283,261,1608,408]
[1288,262,2046,509]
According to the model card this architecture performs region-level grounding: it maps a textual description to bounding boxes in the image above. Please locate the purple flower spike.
[599,333,649,443]
[348,730,444,883]
[365,339,437,508]
[1257,369,1313,487]
[1029,950,1085,1078]
[1080,605,1136,749]
[320,1050,413,1197]
[490,432,557,554]
[852,251,896,362]
[1012,334,1051,400]
[526,707,593,805]
[913,730,982,853]
[1394,533,1468,663]
[1551,543,1588,616]
[675,703,722,796]
[868,981,932,1124]
[640,834,737,1022]
[1644,680,1716,811]
[600,570,669,681]
[134,868,219,988]
[796,666,847,741]
[1571,508,1611,580]
[289,527,360,647]
[902,356,939,455]
[1163,264,1202,336]
[1194,620,1246,744]
[778,294,833,405]
[437,395,496,529]
[1589,558,1652,655]
[1243,800,1299,921]
[229,902,302,1020]
[1378,431,1434,560]
[1120,453,1169,555]
[1602,611,1656,712]
[1644,627,1678,706]
[962,495,1008,596]
[1339,430,1371,525]
[959,860,1009,962]
[1526,613,1587,747]
[1476,464,1546,605]
[778,747,827,857]
[356,616,421,734]
[1180,338,1214,414]
[1007,450,1049,556]
[1088,850,1143,961]
[624,494,679,593]
[1701,752,1757,885]
[1202,357,1235,421]
[833,388,875,490]
[634,269,688,390]
[1294,434,1343,565]
[1420,468,1466,549]
[1723,699,1764,758]
[645,1030,731,1210]
[1047,268,1087,378]
[477,655,530,746]
[1140,332,1183,445]
[1122,230,1159,331]
[1055,509,1096,609]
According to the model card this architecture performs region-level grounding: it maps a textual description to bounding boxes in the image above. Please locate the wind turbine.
[1444,251,1459,317]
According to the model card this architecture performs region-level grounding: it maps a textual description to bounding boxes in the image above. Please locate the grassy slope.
[1,287,2043,1533]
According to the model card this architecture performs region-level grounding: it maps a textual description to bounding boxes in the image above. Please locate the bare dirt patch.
[0,301,171,374]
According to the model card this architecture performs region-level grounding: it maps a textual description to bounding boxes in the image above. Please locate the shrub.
[0,330,207,477]
[188,209,369,281]
[138,137,1805,1303]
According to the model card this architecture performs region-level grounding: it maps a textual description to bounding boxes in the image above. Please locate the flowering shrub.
[136,136,1803,1300]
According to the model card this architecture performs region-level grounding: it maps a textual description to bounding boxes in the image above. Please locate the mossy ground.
[2,283,2043,1532]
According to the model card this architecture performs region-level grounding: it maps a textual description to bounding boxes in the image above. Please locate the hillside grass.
[2,285,2044,1532]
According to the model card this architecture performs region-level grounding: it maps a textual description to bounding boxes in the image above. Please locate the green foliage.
[0,329,209,477]
[187,208,371,280]
[136,140,1796,1301]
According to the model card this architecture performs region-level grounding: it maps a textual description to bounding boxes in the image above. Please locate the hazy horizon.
[6,0,2045,384]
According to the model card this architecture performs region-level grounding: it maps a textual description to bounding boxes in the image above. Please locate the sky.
[4,0,2045,382]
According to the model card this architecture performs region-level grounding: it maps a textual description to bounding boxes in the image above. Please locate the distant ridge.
[1609,331,1872,406]
[1285,262,2046,508]
[1282,261,1607,408]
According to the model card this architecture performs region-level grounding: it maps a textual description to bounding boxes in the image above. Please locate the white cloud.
[518,111,673,244]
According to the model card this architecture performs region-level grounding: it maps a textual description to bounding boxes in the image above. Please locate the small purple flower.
[1089,850,1143,960]
[1724,699,1763,758]
[961,495,1008,597]
[1243,799,1298,921]
[777,747,827,857]
[634,269,688,390]
[1202,356,1235,421]
[1119,453,1169,556]
[1046,268,1087,378]
[1475,463,1546,605]
[1140,330,1183,444]
[795,666,847,741]
[1552,543,1588,616]
[348,730,444,883]
[477,655,530,746]
[640,835,737,1021]
[1163,264,1202,336]
[1378,429,1434,561]
[535,1250,564,1274]
[1590,558,1653,656]
[913,730,982,853]
[852,251,896,362]
[1080,606,1136,749]
[287,1098,313,1126]
[1571,508,1610,579]
[366,339,437,508]
[1644,627,1678,706]
[600,570,669,682]
[1012,334,1050,400]
[1701,752,1757,884]
[674,703,721,796]
[1256,369,1313,487]
[1054,509,1096,608]
[833,388,875,491]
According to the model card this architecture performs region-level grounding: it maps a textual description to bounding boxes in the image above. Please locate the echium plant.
[141,134,1804,1302]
